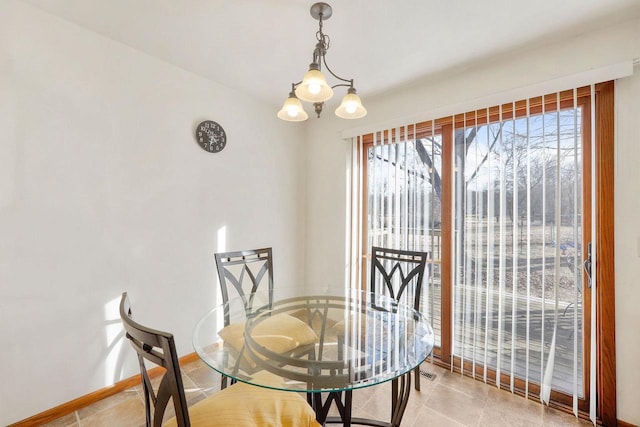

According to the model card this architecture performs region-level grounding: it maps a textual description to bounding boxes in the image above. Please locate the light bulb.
[295,66,333,102]
[335,88,367,119]
[308,83,321,95]
[278,92,308,122]
[287,106,299,117]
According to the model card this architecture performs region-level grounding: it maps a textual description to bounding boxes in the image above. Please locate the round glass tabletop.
[193,289,434,393]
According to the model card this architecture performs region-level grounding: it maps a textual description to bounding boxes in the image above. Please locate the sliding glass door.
[451,91,591,412]
[356,87,599,414]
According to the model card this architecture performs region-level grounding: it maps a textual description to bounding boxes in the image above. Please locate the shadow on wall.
[103,295,130,386]
[99,223,230,386]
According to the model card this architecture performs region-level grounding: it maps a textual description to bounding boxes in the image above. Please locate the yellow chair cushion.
[218,313,318,366]
[163,379,321,427]
[331,315,368,336]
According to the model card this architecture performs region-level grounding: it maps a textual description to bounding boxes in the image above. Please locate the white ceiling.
[20,0,640,110]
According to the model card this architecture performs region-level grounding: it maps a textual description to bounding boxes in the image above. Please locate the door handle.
[584,242,592,288]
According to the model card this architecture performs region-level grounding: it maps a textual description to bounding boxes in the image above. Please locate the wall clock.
[195,120,227,153]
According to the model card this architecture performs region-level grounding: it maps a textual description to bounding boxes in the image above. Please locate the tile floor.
[41,360,593,427]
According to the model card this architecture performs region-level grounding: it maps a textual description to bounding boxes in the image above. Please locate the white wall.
[614,67,640,426]
[0,1,306,424]
[304,17,640,426]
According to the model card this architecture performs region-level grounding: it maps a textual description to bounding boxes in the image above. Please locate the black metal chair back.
[214,247,274,325]
[119,292,190,427]
[370,246,429,312]
[370,246,429,391]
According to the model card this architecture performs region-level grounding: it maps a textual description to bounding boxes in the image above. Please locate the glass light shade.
[335,89,367,119]
[295,68,333,103]
[277,94,309,122]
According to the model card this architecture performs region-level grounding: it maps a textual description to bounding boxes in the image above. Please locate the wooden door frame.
[594,81,616,426]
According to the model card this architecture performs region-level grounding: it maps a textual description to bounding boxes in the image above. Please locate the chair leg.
[220,373,239,390]
[414,366,420,391]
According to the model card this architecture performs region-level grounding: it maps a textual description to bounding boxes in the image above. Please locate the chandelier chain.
[315,16,331,65]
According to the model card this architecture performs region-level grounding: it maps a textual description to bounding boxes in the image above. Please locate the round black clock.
[195,120,227,153]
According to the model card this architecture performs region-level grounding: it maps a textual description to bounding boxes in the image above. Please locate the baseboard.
[9,352,200,427]
[617,420,639,427]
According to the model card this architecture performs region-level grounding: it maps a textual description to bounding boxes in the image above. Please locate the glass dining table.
[193,288,434,427]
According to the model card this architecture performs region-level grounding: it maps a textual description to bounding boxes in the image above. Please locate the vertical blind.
[354,125,443,345]
[452,90,587,416]
[350,124,444,356]
[349,86,596,419]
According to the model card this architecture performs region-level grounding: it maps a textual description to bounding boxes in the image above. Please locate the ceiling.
[20,0,640,110]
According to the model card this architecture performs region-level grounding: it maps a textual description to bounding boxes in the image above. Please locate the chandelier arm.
[321,54,353,85]
[330,83,353,90]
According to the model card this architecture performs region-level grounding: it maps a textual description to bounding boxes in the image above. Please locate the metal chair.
[120,292,191,426]
[370,246,429,391]
[214,247,317,391]
[215,248,273,389]
[119,292,320,427]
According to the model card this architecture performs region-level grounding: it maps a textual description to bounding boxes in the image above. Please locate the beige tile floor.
[41,360,593,427]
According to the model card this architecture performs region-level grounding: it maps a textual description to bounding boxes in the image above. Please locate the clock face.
[195,120,227,153]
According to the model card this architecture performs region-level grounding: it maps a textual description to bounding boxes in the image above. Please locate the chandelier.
[278,2,367,122]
